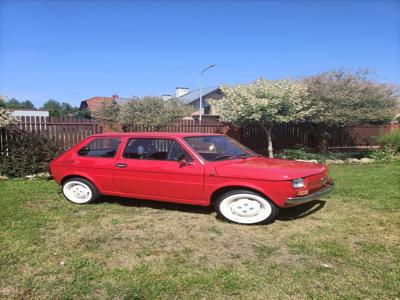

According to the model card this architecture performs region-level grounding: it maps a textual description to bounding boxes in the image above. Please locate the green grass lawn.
[1,162,399,299]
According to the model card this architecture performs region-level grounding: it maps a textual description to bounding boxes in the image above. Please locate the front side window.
[123,138,192,161]
[78,138,121,158]
[184,135,255,161]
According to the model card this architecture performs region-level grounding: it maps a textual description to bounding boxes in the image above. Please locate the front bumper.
[285,183,334,207]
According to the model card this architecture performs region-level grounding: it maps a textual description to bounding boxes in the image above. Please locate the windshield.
[184,135,257,161]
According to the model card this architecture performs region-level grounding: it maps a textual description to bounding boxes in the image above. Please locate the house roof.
[81,95,130,111]
[178,86,220,104]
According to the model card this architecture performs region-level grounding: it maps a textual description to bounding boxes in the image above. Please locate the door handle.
[115,163,127,168]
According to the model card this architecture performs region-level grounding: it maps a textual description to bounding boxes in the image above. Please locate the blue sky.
[0,0,399,107]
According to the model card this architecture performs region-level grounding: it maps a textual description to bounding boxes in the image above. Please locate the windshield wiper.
[235,153,252,158]
[212,152,236,161]
[212,153,255,161]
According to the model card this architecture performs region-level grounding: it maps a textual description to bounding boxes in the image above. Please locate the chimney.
[175,87,189,98]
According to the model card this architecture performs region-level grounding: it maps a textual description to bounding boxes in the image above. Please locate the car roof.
[90,132,224,138]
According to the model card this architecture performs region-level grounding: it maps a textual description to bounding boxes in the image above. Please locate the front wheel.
[62,178,100,204]
[215,190,278,225]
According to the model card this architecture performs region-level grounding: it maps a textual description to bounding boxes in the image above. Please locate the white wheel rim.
[219,193,272,224]
[63,181,93,204]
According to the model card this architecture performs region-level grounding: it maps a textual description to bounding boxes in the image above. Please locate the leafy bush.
[275,148,325,161]
[275,148,358,162]
[378,130,400,153]
[0,129,62,177]
[275,148,397,162]
[119,97,194,130]
[362,149,395,160]
[92,100,120,131]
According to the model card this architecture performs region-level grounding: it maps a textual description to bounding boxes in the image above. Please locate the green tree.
[0,96,6,108]
[74,108,92,119]
[119,97,194,131]
[42,99,63,117]
[210,78,315,158]
[41,99,90,118]
[304,69,399,151]
[6,98,22,109]
[60,102,73,114]
[20,100,35,109]
[2,98,35,109]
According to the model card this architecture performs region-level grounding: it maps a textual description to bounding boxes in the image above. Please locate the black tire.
[62,177,101,204]
[215,189,279,225]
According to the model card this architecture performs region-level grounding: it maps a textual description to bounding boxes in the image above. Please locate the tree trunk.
[309,124,330,153]
[261,124,274,158]
[319,138,328,153]
[319,129,331,153]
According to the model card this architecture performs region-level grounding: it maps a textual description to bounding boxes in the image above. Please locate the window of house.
[77,138,121,158]
[123,138,192,161]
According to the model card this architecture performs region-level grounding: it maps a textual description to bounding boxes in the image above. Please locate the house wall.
[11,110,49,118]
[191,90,224,114]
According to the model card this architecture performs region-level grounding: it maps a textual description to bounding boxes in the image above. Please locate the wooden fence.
[123,119,226,134]
[1,116,399,156]
[0,117,102,155]
[240,123,311,153]
[328,124,399,149]
[240,123,399,154]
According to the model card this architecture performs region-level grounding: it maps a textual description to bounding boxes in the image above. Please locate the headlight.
[292,178,304,189]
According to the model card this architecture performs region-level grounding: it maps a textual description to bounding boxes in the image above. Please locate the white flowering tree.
[210,79,315,158]
[0,107,15,129]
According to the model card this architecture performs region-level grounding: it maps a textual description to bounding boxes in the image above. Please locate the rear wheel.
[62,178,100,204]
[215,190,278,225]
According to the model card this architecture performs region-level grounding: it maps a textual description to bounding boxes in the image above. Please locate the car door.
[70,137,121,194]
[113,137,205,203]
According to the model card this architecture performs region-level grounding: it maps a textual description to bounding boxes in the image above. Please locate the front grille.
[307,171,328,192]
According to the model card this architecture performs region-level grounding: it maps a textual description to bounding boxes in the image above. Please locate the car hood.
[213,157,326,181]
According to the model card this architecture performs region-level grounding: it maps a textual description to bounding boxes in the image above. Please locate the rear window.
[78,138,121,158]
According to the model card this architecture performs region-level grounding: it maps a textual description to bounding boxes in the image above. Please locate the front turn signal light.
[296,190,309,197]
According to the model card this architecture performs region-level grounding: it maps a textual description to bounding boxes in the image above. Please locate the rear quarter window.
[77,138,121,158]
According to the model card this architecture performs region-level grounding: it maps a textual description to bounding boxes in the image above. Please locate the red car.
[50,133,333,225]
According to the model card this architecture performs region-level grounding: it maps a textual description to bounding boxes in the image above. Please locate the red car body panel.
[213,157,326,181]
[50,132,332,208]
[113,159,205,202]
